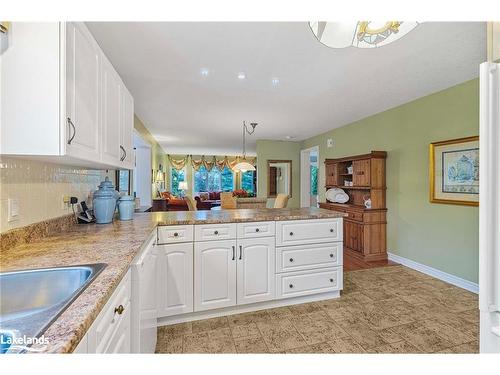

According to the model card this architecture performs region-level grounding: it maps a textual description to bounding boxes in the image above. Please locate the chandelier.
[309,21,419,49]
[233,121,257,172]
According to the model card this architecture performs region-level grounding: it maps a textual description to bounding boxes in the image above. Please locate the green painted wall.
[301,79,479,283]
[256,140,302,208]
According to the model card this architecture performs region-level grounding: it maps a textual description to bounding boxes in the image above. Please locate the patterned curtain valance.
[167,155,189,170]
[168,155,256,172]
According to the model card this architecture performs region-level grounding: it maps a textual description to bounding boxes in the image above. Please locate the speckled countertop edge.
[0,208,345,353]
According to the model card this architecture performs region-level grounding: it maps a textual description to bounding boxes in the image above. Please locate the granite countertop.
[0,208,345,353]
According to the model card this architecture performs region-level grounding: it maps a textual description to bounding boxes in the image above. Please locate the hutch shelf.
[319,151,387,262]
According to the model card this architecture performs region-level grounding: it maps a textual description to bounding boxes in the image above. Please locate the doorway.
[300,146,319,208]
[133,131,152,208]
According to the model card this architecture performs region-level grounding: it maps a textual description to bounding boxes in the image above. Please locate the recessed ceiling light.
[237,72,246,80]
[272,77,280,86]
[200,68,209,77]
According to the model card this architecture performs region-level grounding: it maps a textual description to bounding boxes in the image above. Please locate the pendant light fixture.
[233,121,258,172]
[309,21,419,49]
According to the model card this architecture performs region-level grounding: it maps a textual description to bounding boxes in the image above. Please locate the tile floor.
[155,265,479,354]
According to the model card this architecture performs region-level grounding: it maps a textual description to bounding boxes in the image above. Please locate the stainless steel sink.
[0,263,106,353]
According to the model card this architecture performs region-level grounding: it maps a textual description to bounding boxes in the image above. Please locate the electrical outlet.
[327,138,334,148]
[62,195,70,210]
[8,198,19,222]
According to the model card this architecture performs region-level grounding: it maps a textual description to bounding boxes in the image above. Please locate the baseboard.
[388,252,478,294]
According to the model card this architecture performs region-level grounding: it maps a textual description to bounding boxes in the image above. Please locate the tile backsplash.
[0,157,113,233]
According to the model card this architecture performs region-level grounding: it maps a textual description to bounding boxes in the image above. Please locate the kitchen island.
[0,208,345,353]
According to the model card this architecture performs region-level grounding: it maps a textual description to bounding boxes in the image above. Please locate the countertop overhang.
[0,208,345,353]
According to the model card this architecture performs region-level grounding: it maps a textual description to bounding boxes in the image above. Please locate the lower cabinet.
[194,237,276,311]
[157,242,194,317]
[86,270,131,353]
[194,240,237,311]
[237,237,275,305]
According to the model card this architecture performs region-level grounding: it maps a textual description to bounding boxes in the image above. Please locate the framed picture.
[429,136,479,206]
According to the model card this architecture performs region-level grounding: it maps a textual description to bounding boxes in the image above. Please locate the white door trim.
[300,145,319,208]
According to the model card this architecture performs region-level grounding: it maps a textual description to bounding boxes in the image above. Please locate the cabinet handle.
[330,228,334,233]
[289,284,294,289]
[289,232,294,236]
[120,145,126,161]
[255,228,260,232]
[114,305,124,315]
[232,246,235,261]
[173,232,179,237]
[330,253,334,258]
[329,278,334,283]
[239,245,243,260]
[67,117,76,145]
[214,230,219,235]
[289,258,294,262]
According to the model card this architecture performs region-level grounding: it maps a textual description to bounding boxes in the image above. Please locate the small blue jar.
[93,177,119,224]
[118,195,135,221]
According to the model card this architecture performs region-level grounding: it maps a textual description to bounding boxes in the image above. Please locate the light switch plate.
[327,138,334,148]
[8,198,19,222]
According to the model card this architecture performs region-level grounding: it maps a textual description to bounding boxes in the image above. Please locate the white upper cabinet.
[65,22,101,161]
[120,86,134,169]
[0,22,135,170]
[100,54,122,165]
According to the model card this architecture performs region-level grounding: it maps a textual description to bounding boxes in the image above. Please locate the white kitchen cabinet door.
[100,53,122,166]
[194,240,237,311]
[104,305,131,353]
[65,22,101,161]
[157,243,194,317]
[120,86,134,169]
[237,237,275,305]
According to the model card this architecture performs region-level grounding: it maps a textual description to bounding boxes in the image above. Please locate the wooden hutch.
[319,151,387,261]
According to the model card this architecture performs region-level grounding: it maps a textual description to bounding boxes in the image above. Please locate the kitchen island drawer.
[276,267,342,299]
[276,219,342,246]
[194,223,236,241]
[276,242,342,273]
[157,225,194,244]
[237,221,275,239]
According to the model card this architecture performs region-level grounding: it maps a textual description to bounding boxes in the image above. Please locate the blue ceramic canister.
[118,195,135,221]
[93,177,119,224]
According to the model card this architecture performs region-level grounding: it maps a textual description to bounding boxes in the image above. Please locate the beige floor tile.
[436,341,479,354]
[327,337,366,353]
[183,328,236,353]
[234,335,269,353]
[266,306,294,320]
[288,302,321,315]
[159,322,192,338]
[257,319,307,352]
[191,316,229,333]
[230,322,261,339]
[336,317,389,350]
[390,321,454,353]
[228,310,270,326]
[290,311,349,344]
[420,319,476,346]
[155,336,183,354]
[372,340,422,353]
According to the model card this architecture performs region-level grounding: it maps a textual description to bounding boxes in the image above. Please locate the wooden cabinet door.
[352,159,371,186]
[237,237,275,305]
[344,220,362,253]
[157,243,193,317]
[100,53,122,166]
[120,86,134,169]
[325,163,338,186]
[194,240,237,311]
[65,22,100,161]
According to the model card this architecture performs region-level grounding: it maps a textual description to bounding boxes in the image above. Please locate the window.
[170,168,186,196]
[241,170,256,195]
[194,166,234,193]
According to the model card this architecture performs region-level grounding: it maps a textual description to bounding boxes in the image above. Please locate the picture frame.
[429,136,479,206]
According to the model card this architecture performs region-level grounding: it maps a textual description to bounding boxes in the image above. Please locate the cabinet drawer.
[276,219,342,246]
[345,211,363,222]
[276,242,342,273]
[237,221,275,239]
[276,267,342,299]
[90,270,131,353]
[194,223,236,241]
[157,225,193,244]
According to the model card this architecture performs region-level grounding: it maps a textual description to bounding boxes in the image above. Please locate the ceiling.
[87,22,486,156]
